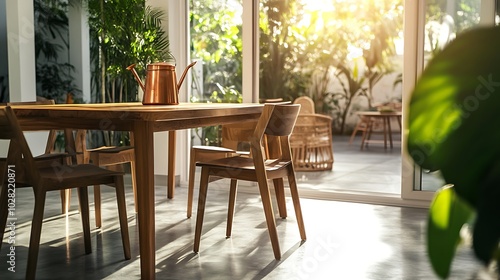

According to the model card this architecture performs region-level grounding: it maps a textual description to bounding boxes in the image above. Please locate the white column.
[4,0,45,156]
[0,0,8,87]
[5,0,36,102]
[68,1,91,103]
[242,0,259,103]
[147,0,190,184]
[167,0,190,183]
[479,0,496,26]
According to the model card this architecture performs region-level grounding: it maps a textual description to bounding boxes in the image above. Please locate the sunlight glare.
[304,0,335,12]
[347,44,363,60]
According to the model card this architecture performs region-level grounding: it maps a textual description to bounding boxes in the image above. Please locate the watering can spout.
[126,64,146,92]
[177,61,197,89]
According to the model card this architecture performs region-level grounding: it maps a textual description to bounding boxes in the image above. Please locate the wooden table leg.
[382,117,388,149]
[134,121,156,279]
[387,116,393,148]
[167,130,176,199]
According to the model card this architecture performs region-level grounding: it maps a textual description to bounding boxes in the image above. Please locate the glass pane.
[259,0,404,195]
[189,0,243,146]
[419,0,481,191]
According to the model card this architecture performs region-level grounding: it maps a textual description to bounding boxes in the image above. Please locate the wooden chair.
[74,130,137,228]
[0,106,130,280]
[3,100,77,213]
[293,96,315,114]
[291,96,334,171]
[349,114,373,149]
[193,103,306,260]
[187,121,256,218]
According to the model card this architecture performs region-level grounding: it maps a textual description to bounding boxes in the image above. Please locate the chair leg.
[187,149,197,218]
[226,179,238,237]
[130,160,138,213]
[78,186,92,254]
[194,167,210,253]
[349,124,360,145]
[60,189,71,214]
[360,119,373,150]
[94,185,102,228]
[257,177,281,260]
[114,175,131,260]
[26,190,47,280]
[0,182,9,250]
[287,169,306,241]
[273,178,287,219]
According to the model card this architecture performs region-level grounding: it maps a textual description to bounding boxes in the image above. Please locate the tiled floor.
[0,136,490,279]
[0,183,488,280]
[296,135,403,195]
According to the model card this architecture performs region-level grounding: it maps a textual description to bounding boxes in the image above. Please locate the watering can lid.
[147,62,175,70]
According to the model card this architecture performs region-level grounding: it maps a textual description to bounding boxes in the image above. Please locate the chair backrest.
[293,96,315,114]
[7,100,58,154]
[221,121,257,151]
[251,104,300,161]
[0,106,40,185]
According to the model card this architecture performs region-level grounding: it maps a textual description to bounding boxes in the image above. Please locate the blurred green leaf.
[408,25,500,277]
[408,26,500,207]
[427,185,474,279]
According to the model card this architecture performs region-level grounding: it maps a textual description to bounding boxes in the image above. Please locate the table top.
[11,102,263,120]
[356,110,402,116]
[11,102,264,131]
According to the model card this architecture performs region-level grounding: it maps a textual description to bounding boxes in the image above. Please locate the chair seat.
[38,164,123,190]
[197,156,291,173]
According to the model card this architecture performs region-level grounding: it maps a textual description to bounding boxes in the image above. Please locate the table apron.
[153,113,262,131]
[18,113,262,133]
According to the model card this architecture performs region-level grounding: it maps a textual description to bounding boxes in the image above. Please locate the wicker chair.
[290,96,334,171]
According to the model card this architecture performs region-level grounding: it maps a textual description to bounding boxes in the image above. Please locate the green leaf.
[428,185,474,279]
[408,26,500,207]
[472,173,500,264]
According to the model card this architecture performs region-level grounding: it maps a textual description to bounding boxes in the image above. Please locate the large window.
[258,0,405,196]
[189,0,243,146]
[184,0,498,205]
[418,0,482,192]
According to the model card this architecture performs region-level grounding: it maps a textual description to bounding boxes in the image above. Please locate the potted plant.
[408,26,500,278]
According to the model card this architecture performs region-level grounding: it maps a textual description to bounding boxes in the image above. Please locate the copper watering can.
[127,61,197,105]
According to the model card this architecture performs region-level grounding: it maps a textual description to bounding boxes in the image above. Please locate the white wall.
[1,0,48,157]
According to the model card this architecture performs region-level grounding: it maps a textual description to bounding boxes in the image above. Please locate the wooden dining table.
[356,111,402,149]
[12,102,263,279]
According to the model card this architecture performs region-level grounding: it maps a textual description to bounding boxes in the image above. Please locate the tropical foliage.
[83,0,171,146]
[191,0,404,134]
[34,0,79,103]
[190,0,243,104]
[408,26,500,278]
[85,0,172,104]
[190,0,244,145]
[260,0,404,134]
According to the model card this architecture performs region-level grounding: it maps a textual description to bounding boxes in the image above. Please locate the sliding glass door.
[402,0,497,201]
[183,0,497,206]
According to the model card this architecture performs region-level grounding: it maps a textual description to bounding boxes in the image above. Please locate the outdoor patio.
[294,134,403,196]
